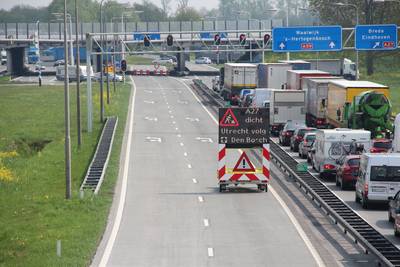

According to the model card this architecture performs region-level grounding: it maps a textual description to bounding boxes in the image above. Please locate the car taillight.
[316,119,324,125]
[303,141,308,145]
[364,183,368,197]
[370,147,379,153]
[296,136,303,141]
[343,166,351,173]
[285,132,291,136]
[323,164,335,170]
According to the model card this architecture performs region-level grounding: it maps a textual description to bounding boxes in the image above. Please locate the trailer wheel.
[265,184,268,192]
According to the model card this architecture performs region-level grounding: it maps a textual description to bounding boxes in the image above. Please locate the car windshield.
[374,141,392,149]
[305,135,316,142]
[371,166,400,182]
[298,129,314,137]
[347,158,360,166]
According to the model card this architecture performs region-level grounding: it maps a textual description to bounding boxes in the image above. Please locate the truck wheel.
[335,175,340,187]
[361,195,368,209]
[355,193,360,203]
[389,210,394,223]
[265,184,268,192]
[340,180,346,190]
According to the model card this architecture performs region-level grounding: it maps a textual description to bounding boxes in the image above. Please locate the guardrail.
[191,80,400,267]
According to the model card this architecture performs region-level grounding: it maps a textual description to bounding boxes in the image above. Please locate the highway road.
[91,76,378,267]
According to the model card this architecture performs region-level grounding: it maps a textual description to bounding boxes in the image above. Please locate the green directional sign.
[296,163,308,172]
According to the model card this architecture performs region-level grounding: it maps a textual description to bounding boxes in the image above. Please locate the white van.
[251,88,272,107]
[356,153,400,208]
[56,65,93,82]
[313,128,371,178]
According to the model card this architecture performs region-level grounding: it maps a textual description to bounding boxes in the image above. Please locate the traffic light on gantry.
[143,35,151,47]
[167,34,173,46]
[239,34,246,46]
[121,59,127,72]
[214,34,221,46]
[263,34,271,45]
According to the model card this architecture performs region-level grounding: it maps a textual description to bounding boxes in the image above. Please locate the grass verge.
[0,80,131,266]
[126,54,153,65]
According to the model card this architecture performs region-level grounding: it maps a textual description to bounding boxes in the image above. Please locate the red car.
[370,138,392,153]
[335,155,360,190]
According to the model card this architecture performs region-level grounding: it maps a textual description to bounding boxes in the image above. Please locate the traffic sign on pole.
[355,24,398,51]
[272,26,342,52]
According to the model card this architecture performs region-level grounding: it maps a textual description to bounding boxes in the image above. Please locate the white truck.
[1,49,6,65]
[251,88,272,107]
[356,153,400,209]
[306,58,357,80]
[286,70,331,90]
[222,63,257,104]
[56,65,93,82]
[304,77,345,128]
[269,89,306,135]
[256,63,292,89]
[313,128,371,178]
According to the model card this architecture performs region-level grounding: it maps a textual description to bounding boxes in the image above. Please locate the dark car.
[242,93,254,107]
[279,121,306,146]
[299,132,316,159]
[388,190,400,223]
[290,127,316,152]
[335,155,360,190]
[371,138,392,153]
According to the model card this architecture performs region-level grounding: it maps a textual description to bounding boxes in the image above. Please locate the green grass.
[0,75,11,84]
[126,54,153,65]
[0,81,131,266]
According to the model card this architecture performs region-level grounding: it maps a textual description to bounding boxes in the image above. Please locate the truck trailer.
[223,63,257,104]
[304,77,345,128]
[286,70,331,90]
[257,63,292,89]
[326,80,391,137]
[269,89,306,135]
[306,58,357,80]
[278,60,311,70]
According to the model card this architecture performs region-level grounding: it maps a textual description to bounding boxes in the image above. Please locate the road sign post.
[272,26,342,52]
[217,108,270,192]
[355,24,398,51]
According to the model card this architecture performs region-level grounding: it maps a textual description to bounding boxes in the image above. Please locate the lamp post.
[63,0,71,200]
[332,2,359,79]
[75,0,81,147]
[53,13,74,65]
[99,0,106,123]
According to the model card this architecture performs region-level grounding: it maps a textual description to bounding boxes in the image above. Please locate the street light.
[332,2,359,79]
[99,0,106,123]
[75,0,82,147]
[53,13,74,65]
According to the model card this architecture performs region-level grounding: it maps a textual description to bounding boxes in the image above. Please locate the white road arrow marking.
[329,41,335,48]
[279,42,285,50]
[143,100,155,104]
[144,116,158,121]
[186,117,200,122]
[195,137,213,143]
[177,100,189,104]
[144,90,152,93]
[145,137,162,143]
[373,42,380,49]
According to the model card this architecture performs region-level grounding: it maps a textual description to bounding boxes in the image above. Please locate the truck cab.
[342,58,357,80]
[356,153,400,209]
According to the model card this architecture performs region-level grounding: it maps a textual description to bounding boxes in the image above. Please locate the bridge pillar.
[6,45,27,76]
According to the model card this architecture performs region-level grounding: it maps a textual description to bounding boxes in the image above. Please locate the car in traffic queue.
[279,121,306,146]
[238,89,254,106]
[371,138,392,153]
[299,132,316,159]
[308,141,316,164]
[195,57,212,64]
[290,127,316,152]
[388,190,400,236]
[241,93,254,107]
[335,155,360,190]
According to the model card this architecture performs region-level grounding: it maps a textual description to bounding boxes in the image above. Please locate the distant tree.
[309,0,400,74]
[161,0,172,17]
[174,6,201,21]
[177,0,189,10]
[133,2,166,22]
[0,5,47,23]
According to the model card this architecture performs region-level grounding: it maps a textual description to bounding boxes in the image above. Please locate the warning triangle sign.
[233,152,256,172]
[220,108,239,127]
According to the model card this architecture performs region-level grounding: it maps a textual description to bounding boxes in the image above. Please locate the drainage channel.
[191,81,400,267]
[80,117,118,194]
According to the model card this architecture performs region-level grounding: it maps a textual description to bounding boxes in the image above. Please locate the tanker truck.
[326,80,392,138]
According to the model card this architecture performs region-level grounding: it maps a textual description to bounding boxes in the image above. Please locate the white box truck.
[286,70,331,90]
[356,153,400,208]
[1,49,6,65]
[251,88,272,108]
[304,77,345,128]
[257,63,292,89]
[306,58,357,80]
[313,128,371,178]
[56,65,93,82]
[223,63,257,104]
[270,89,306,135]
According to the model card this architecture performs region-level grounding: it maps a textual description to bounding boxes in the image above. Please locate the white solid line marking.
[175,77,325,267]
[192,178,198,184]
[99,76,137,267]
[180,142,184,146]
[169,110,172,114]
[175,127,179,131]
[177,134,181,138]
[183,152,188,157]
[198,196,204,202]
[208,248,214,257]
[203,219,210,227]
[172,121,176,124]
[170,115,174,119]
[187,164,192,169]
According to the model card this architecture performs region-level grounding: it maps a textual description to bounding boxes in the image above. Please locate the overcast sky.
[0,0,218,11]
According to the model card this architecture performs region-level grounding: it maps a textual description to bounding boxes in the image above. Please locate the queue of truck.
[210,60,400,235]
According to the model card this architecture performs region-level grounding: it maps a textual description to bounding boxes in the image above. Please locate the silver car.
[299,132,316,159]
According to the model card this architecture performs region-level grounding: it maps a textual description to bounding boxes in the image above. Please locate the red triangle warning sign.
[233,152,256,172]
[220,108,239,127]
